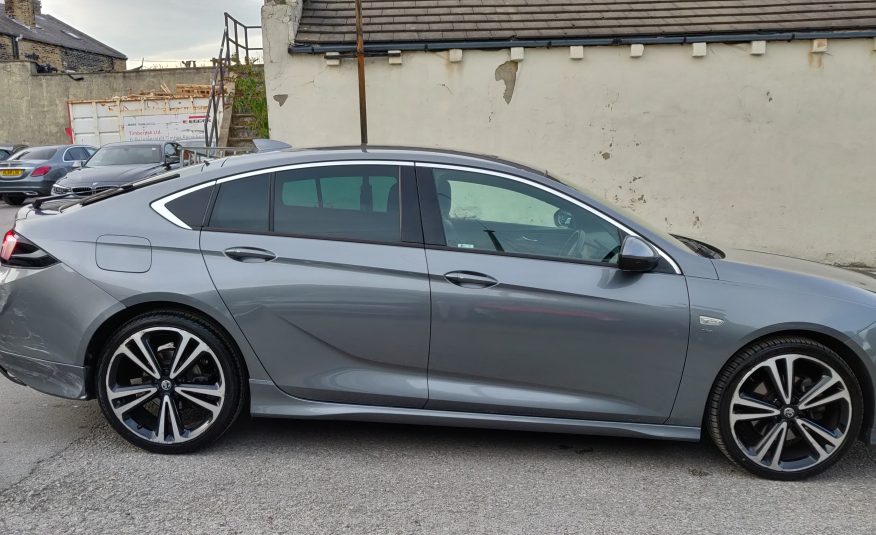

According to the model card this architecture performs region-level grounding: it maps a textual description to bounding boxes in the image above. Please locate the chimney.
[4,0,37,27]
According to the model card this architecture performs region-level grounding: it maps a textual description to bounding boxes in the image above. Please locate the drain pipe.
[355,0,368,146]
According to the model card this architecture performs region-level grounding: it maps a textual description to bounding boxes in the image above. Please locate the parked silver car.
[0,144,96,205]
[1,147,873,480]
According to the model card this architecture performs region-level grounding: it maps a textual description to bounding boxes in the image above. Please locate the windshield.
[88,145,162,166]
[9,147,57,161]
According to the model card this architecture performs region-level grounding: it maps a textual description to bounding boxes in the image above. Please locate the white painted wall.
[263,5,876,266]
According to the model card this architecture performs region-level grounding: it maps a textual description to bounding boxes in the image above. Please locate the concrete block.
[448,48,463,63]
[569,46,584,60]
[750,41,766,56]
[811,39,828,53]
[630,44,644,58]
[510,47,524,62]
[692,42,707,57]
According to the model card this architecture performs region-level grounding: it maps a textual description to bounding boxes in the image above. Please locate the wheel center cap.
[782,406,797,419]
[160,379,173,392]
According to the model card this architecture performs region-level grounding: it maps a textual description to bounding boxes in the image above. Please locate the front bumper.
[0,350,88,399]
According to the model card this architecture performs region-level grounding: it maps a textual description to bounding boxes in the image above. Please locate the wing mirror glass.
[618,236,660,272]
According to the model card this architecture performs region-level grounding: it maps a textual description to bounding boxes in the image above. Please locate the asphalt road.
[0,203,875,534]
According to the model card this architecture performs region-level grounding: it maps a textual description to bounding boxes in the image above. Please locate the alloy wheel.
[729,354,852,473]
[104,327,226,444]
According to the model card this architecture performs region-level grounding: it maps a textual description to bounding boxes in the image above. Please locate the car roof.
[216,145,553,180]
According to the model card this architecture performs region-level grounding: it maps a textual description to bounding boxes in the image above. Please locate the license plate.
[0,169,22,177]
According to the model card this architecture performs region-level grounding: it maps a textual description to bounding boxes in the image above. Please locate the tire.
[3,194,25,206]
[707,336,863,480]
[96,311,245,453]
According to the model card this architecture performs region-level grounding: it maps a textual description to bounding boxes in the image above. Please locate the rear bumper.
[0,179,51,196]
[0,350,88,399]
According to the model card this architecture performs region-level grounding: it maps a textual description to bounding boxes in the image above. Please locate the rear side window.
[273,165,400,242]
[165,185,214,228]
[209,174,270,232]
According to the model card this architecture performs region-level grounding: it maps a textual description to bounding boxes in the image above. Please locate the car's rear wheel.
[708,336,863,480]
[3,194,25,206]
[96,311,244,453]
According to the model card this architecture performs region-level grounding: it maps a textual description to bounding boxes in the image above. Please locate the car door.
[200,162,432,408]
[417,164,690,423]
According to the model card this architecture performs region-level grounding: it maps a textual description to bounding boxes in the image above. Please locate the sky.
[41,0,264,68]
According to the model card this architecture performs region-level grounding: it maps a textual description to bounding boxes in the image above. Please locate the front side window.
[209,173,270,232]
[273,165,400,242]
[431,168,622,264]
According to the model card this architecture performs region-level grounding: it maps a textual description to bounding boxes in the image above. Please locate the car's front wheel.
[95,311,244,453]
[708,336,863,480]
[3,194,25,206]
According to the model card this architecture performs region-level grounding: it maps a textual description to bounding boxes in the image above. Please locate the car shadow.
[210,415,876,482]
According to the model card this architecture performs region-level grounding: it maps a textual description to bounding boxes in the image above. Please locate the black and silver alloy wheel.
[97,312,243,453]
[709,337,863,480]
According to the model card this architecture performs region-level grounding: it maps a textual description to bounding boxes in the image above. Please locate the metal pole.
[355,0,368,145]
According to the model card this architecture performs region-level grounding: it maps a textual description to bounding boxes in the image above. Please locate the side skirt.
[249,380,702,442]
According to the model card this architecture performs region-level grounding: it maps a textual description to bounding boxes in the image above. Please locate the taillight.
[0,230,57,268]
[1,230,17,262]
[31,166,51,177]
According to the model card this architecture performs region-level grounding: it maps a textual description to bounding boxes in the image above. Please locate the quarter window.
[431,169,622,264]
[273,165,400,242]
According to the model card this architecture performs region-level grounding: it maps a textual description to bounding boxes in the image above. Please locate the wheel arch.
[709,327,874,442]
[83,300,254,398]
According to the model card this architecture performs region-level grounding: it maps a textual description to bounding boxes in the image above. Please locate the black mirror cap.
[618,236,659,272]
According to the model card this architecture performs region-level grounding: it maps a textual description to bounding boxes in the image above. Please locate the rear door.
[200,161,431,408]
[417,164,690,423]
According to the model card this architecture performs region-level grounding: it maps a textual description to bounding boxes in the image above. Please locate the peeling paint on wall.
[273,94,289,106]
[494,61,518,104]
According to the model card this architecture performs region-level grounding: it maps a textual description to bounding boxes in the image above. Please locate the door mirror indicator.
[618,236,659,272]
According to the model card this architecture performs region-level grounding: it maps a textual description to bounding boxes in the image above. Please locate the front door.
[417,165,690,423]
[200,163,431,408]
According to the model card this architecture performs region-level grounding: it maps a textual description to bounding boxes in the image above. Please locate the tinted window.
[432,169,622,264]
[209,174,269,232]
[166,185,214,228]
[65,147,89,161]
[0,150,10,160]
[273,165,400,242]
[12,148,57,161]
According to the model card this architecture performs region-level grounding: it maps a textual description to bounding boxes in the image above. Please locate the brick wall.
[0,34,14,61]
[9,38,122,72]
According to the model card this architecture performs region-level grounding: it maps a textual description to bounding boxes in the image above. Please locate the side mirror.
[71,160,84,169]
[618,236,660,272]
[165,155,180,168]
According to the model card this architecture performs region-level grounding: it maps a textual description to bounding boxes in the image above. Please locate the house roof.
[0,2,126,59]
[294,0,876,46]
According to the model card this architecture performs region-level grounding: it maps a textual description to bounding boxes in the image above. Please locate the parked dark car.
[0,144,96,205]
[51,140,181,196]
[0,143,27,161]
[2,147,874,481]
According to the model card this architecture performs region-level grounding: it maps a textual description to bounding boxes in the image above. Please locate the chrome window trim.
[420,162,683,275]
[151,160,414,230]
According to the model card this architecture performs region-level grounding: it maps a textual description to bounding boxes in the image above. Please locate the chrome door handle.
[224,247,277,263]
[444,271,498,288]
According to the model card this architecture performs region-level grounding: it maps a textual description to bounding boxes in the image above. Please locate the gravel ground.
[1,203,875,534]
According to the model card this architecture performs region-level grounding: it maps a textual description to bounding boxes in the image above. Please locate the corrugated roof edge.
[290,29,876,54]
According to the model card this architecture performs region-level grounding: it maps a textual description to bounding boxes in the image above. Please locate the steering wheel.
[562,230,620,263]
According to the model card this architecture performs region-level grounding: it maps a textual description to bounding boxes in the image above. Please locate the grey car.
[0,144,96,205]
[51,140,181,196]
[1,147,873,480]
